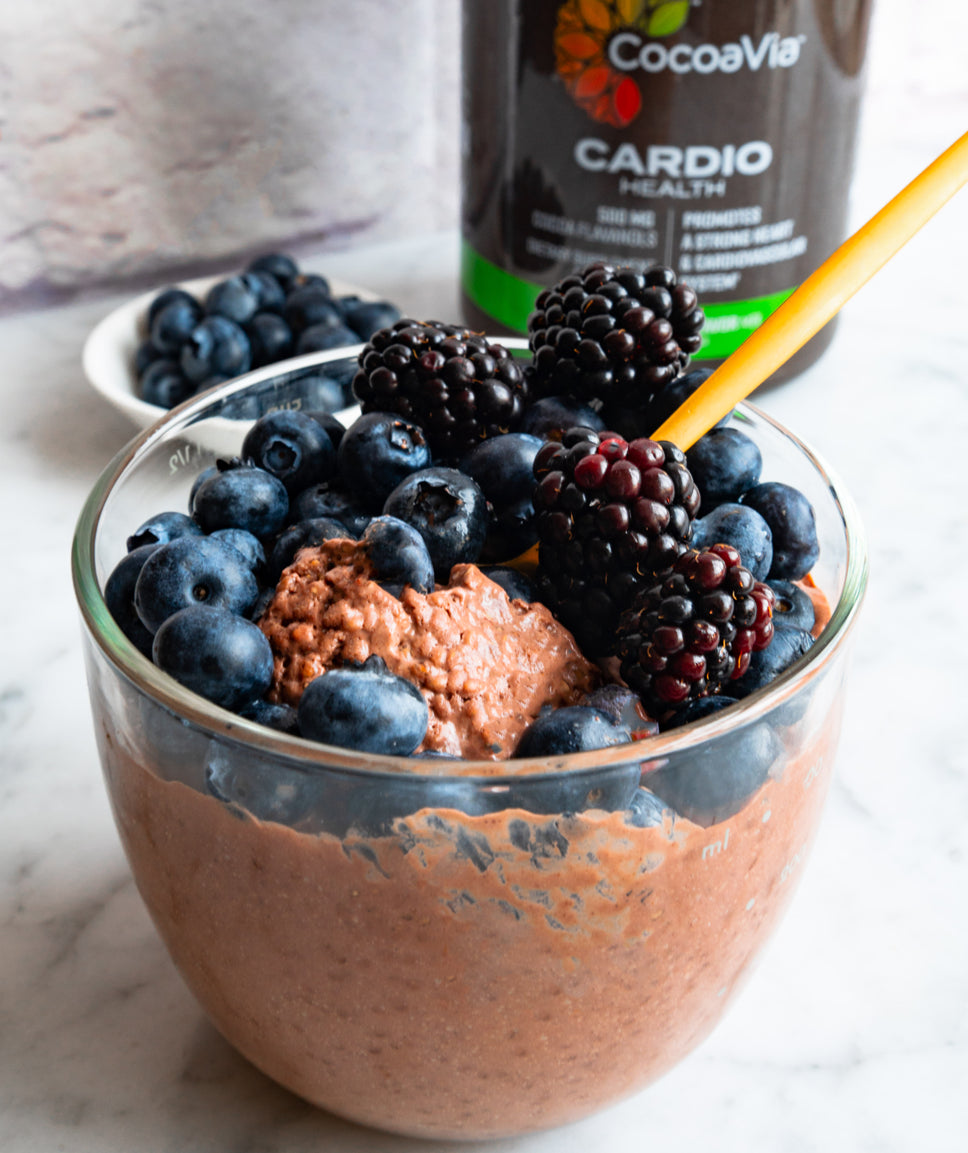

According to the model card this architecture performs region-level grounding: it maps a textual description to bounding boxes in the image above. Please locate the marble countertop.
[3,36,968,1153]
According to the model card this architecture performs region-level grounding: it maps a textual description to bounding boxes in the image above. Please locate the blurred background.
[2,1,967,313]
[0,0,460,310]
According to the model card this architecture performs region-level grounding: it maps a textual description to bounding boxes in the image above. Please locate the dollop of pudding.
[258,539,600,759]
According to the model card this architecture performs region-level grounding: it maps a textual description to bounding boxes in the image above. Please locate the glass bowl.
[72,345,867,1140]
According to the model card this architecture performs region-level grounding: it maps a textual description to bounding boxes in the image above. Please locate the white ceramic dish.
[82,272,380,430]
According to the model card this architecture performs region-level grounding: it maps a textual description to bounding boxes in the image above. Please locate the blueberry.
[520,395,606,440]
[289,373,346,413]
[479,565,535,602]
[293,481,371,535]
[301,411,347,451]
[312,355,357,396]
[140,358,194,408]
[245,312,293,367]
[734,627,814,698]
[246,252,299,291]
[460,432,542,549]
[188,464,219,513]
[580,684,659,739]
[330,293,359,319]
[662,694,739,731]
[624,788,674,828]
[515,705,631,757]
[192,464,290,539]
[484,495,538,561]
[241,409,337,495]
[297,655,428,755]
[152,605,273,711]
[209,527,266,573]
[205,749,324,828]
[296,322,360,354]
[146,287,199,330]
[338,411,431,510]
[267,516,350,581]
[126,510,203,552]
[740,482,820,581]
[496,761,642,816]
[282,286,341,333]
[288,271,331,296]
[104,544,161,656]
[768,579,815,633]
[687,427,762,508]
[150,297,202,356]
[180,316,251,384]
[361,516,435,594]
[644,717,781,826]
[241,270,286,314]
[642,367,726,434]
[248,584,276,622]
[383,466,488,580]
[342,299,402,340]
[204,276,260,326]
[239,697,300,734]
[134,339,162,377]
[133,535,261,633]
[691,502,773,580]
[334,775,490,838]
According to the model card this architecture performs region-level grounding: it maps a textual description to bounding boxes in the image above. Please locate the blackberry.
[527,262,705,415]
[616,543,775,714]
[352,319,528,462]
[532,427,700,655]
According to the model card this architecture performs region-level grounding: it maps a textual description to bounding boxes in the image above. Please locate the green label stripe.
[461,242,544,333]
[462,241,797,359]
[694,288,795,360]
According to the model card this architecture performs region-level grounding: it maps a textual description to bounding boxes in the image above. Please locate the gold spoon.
[651,130,968,449]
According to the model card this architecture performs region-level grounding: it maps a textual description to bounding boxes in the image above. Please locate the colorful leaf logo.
[646,1,691,38]
[554,0,692,126]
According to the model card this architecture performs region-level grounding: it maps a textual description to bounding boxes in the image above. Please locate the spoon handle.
[651,130,968,450]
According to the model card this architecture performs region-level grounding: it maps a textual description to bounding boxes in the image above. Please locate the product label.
[461,0,869,359]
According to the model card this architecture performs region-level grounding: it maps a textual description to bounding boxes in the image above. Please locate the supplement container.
[461,0,873,380]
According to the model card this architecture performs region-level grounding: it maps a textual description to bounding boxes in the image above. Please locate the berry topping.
[460,431,543,561]
[126,510,202,552]
[337,410,431,511]
[616,543,775,713]
[191,462,290,540]
[133,535,261,634]
[267,517,351,583]
[241,409,337,495]
[739,482,820,581]
[383,466,489,580]
[691,502,773,581]
[361,515,436,596]
[686,427,763,509]
[352,319,529,462]
[297,655,429,755]
[514,705,631,757]
[532,427,700,653]
[732,625,814,699]
[527,262,705,413]
[767,579,816,633]
[152,604,274,712]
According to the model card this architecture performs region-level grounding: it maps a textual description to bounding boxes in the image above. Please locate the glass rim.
[72,344,869,783]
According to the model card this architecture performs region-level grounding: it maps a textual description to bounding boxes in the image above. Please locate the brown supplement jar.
[460,0,873,382]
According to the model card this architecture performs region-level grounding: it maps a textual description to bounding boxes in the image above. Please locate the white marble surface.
[3,24,968,1153]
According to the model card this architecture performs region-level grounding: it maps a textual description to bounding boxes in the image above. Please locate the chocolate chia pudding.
[101,684,841,1140]
[75,352,866,1141]
[258,540,600,759]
